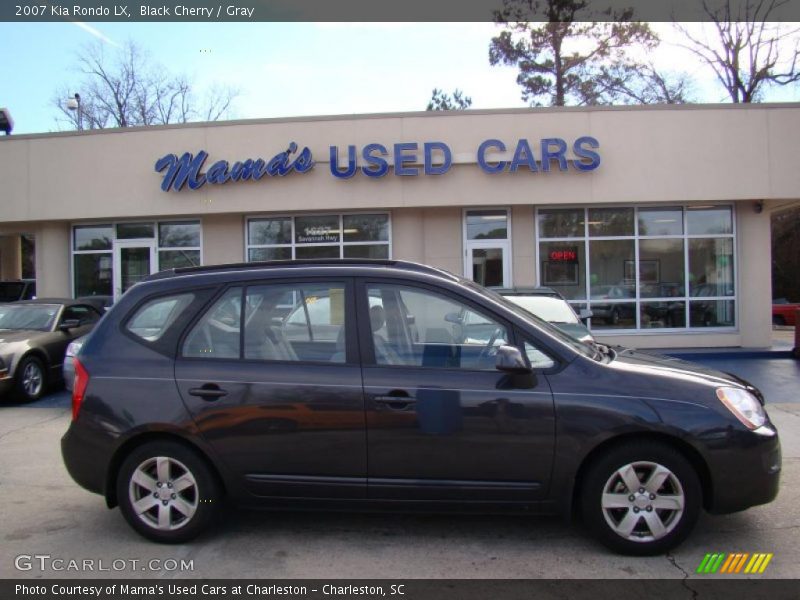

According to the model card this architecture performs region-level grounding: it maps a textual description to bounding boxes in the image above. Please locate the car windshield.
[505,295,579,324]
[0,304,60,331]
[0,283,24,302]
[459,279,596,360]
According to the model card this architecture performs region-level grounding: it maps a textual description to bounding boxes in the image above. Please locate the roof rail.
[144,259,460,282]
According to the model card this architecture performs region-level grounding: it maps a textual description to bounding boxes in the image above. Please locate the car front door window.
[366,284,509,370]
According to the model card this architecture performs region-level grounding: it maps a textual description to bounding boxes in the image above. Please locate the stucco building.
[1,103,798,348]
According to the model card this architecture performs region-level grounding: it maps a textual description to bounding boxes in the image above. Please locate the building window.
[246,213,390,261]
[157,222,202,270]
[72,224,113,297]
[536,205,736,332]
[71,220,201,298]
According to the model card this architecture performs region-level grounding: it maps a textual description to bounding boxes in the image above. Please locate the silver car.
[0,299,102,400]
[63,335,87,392]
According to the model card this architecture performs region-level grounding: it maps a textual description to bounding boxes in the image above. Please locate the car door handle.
[188,384,228,401]
[374,394,416,410]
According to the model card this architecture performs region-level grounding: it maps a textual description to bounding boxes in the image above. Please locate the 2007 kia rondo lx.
[61,260,781,555]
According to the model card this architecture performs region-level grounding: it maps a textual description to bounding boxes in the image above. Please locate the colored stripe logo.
[696,553,773,574]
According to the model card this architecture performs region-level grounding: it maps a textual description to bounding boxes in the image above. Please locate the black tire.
[14,355,47,401]
[609,309,619,326]
[117,441,221,543]
[580,441,701,556]
[772,315,786,326]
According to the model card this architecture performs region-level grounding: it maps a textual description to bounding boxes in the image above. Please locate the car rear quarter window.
[127,293,194,342]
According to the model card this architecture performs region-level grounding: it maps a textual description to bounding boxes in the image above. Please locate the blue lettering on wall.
[424,142,452,175]
[540,138,569,172]
[477,139,507,174]
[157,137,600,191]
[394,143,419,176]
[510,139,538,173]
[155,143,314,191]
[572,136,601,171]
[206,160,231,185]
[155,151,208,191]
[361,143,389,178]
[330,145,357,179]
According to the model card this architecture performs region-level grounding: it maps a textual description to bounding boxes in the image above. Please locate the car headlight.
[716,387,766,430]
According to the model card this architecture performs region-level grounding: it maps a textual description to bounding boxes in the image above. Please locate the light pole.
[66,93,82,130]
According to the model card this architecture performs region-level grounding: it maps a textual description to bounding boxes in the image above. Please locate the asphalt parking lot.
[1,360,798,581]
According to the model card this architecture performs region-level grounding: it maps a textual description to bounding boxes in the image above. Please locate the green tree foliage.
[489,0,683,106]
[426,88,473,110]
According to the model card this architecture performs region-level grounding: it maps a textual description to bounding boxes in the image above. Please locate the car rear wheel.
[15,355,47,401]
[581,441,701,555]
[117,441,220,543]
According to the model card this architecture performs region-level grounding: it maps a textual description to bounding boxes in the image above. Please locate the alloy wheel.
[128,456,199,531]
[600,461,685,543]
[22,362,43,398]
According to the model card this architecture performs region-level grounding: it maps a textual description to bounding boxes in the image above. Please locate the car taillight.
[72,358,89,421]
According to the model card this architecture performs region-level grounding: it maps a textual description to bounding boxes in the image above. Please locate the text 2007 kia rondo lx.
[61,260,780,555]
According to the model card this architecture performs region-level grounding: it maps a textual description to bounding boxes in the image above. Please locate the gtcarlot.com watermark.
[14,554,194,573]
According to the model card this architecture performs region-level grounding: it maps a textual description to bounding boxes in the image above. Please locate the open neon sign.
[549,249,578,262]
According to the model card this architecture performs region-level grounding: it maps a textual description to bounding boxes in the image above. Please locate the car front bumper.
[0,374,14,396]
[706,424,781,514]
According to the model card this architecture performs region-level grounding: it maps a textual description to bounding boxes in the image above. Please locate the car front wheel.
[117,441,220,543]
[15,355,47,401]
[581,441,701,555]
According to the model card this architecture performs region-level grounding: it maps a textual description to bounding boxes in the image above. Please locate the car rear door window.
[244,283,347,363]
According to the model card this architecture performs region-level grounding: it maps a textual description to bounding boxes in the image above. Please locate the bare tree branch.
[675,0,800,103]
[53,40,239,130]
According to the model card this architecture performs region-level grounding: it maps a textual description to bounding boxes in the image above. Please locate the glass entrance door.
[113,240,156,300]
[466,245,510,288]
[463,209,511,288]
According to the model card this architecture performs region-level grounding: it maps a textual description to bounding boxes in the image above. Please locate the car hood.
[0,329,48,344]
[606,346,761,399]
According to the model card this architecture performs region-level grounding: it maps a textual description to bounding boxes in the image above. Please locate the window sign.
[295,216,340,244]
[247,214,391,262]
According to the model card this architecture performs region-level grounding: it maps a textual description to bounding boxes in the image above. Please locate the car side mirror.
[579,308,593,321]
[59,319,81,331]
[495,345,531,374]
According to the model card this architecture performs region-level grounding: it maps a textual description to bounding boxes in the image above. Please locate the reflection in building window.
[537,206,735,331]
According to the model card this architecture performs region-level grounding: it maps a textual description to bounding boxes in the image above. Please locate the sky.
[1,21,798,135]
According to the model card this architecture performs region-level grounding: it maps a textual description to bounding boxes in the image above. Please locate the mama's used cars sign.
[154,137,600,192]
